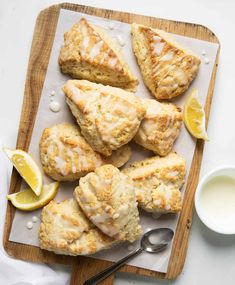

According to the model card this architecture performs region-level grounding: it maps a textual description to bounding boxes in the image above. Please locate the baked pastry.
[131,23,200,99]
[123,152,186,213]
[134,99,183,156]
[39,199,116,255]
[63,80,146,156]
[74,164,142,242]
[39,123,131,181]
[59,18,138,91]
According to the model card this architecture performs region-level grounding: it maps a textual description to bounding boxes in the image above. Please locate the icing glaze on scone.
[123,152,186,213]
[59,18,138,91]
[134,99,183,156]
[63,80,146,156]
[39,123,131,181]
[39,199,117,255]
[74,164,142,242]
[131,23,201,99]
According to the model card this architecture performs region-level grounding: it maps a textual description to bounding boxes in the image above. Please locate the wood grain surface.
[3,3,220,285]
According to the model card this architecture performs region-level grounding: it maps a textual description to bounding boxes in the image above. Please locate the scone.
[134,99,183,156]
[59,18,138,91]
[131,23,201,99]
[63,80,146,156]
[39,123,131,181]
[74,164,142,242]
[39,199,116,255]
[123,152,186,213]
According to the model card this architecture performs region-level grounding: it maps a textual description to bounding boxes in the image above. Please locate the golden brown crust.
[39,199,116,255]
[59,18,138,91]
[123,152,186,213]
[39,123,131,181]
[134,99,183,156]
[74,164,142,242]
[131,23,200,99]
[63,80,146,156]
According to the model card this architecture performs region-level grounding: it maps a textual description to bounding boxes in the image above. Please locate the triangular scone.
[39,199,117,255]
[134,99,183,156]
[59,18,138,91]
[123,152,186,213]
[74,165,142,242]
[131,23,201,99]
[63,80,146,156]
[39,123,132,181]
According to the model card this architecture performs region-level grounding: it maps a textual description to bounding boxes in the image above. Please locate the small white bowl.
[195,166,235,235]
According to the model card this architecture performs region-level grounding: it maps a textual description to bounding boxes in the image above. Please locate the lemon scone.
[74,164,142,242]
[131,23,200,99]
[134,99,183,156]
[39,199,116,255]
[39,123,131,181]
[59,18,138,91]
[123,152,186,213]
[63,80,146,156]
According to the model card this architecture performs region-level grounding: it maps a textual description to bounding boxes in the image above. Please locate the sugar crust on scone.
[123,152,186,213]
[39,199,116,255]
[63,80,146,156]
[39,123,131,181]
[131,23,200,99]
[134,99,183,156]
[59,18,138,91]
[74,164,142,242]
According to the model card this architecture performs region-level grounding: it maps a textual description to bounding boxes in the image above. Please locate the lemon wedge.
[4,148,43,196]
[7,182,59,211]
[183,89,209,140]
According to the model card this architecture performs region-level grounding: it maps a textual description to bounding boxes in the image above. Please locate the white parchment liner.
[9,9,219,273]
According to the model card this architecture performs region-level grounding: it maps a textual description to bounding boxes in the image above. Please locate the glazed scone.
[63,80,146,156]
[39,199,116,255]
[59,18,138,91]
[134,99,183,156]
[39,123,131,181]
[74,164,142,242]
[123,152,186,213]
[131,23,201,99]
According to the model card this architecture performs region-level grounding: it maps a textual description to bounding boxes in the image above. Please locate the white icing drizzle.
[154,42,165,55]
[160,51,174,61]
[50,90,55,96]
[49,101,61,112]
[113,213,120,219]
[153,199,161,206]
[26,221,33,229]
[54,156,67,175]
[116,34,125,47]
[109,57,118,67]
[89,40,104,60]
[82,37,90,49]
[204,58,210,64]
[32,216,38,223]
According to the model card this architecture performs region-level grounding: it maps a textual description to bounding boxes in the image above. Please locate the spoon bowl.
[83,228,174,285]
[141,228,174,253]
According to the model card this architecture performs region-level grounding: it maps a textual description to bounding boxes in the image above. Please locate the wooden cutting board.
[3,3,220,284]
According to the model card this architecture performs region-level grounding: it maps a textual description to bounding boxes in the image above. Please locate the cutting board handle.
[70,258,115,285]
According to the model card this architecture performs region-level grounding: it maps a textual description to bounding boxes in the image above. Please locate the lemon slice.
[183,89,209,140]
[7,182,59,211]
[4,148,43,196]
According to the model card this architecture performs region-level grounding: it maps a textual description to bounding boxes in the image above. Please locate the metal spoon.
[83,228,174,285]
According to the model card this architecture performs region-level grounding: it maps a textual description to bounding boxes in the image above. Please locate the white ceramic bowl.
[195,166,235,235]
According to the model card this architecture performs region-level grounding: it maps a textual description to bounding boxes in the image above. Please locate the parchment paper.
[9,9,219,273]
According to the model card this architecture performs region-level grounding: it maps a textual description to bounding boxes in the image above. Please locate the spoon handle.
[83,248,143,285]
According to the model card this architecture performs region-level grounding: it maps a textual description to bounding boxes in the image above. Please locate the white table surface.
[0,0,235,284]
